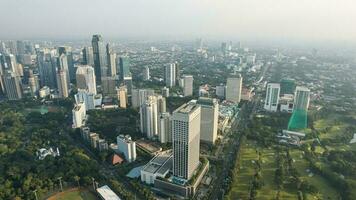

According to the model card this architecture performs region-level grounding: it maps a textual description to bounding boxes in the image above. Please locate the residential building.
[226,75,242,103]
[143,66,150,81]
[72,102,86,128]
[140,96,158,138]
[159,112,171,143]
[56,69,69,98]
[117,85,127,108]
[165,63,176,87]
[183,75,193,96]
[197,97,218,144]
[76,65,97,94]
[117,135,136,162]
[294,86,310,111]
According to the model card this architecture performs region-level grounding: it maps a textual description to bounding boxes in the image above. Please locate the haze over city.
[1,0,356,43]
[0,1,356,200]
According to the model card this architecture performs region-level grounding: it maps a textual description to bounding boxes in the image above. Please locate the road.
[206,92,262,200]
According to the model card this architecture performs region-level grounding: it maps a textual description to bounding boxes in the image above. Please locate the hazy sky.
[1,0,356,42]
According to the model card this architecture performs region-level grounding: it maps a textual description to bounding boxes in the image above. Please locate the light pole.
[33,189,38,200]
[57,177,63,191]
[92,177,96,190]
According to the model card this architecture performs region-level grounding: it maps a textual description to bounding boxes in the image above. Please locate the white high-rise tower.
[172,100,201,180]
[264,83,280,112]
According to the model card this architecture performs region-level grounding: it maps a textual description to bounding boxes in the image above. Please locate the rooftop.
[96,185,121,200]
[142,150,173,174]
[175,100,199,114]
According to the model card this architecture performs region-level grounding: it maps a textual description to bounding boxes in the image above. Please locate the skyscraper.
[172,100,201,180]
[3,72,22,100]
[56,69,69,98]
[226,74,243,103]
[82,46,94,66]
[28,70,40,96]
[131,89,155,108]
[264,83,280,112]
[101,76,117,96]
[58,46,75,82]
[140,96,158,138]
[57,53,70,88]
[106,44,117,77]
[197,97,218,144]
[183,75,193,96]
[159,112,171,143]
[294,86,310,111]
[165,63,176,87]
[36,50,57,88]
[92,35,107,83]
[76,65,97,94]
[119,56,131,80]
[117,85,128,109]
[143,66,150,81]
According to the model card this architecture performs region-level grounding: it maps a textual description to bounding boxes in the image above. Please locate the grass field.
[289,150,339,200]
[47,188,98,200]
[227,141,298,200]
[226,140,341,200]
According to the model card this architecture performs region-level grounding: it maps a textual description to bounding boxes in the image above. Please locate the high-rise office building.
[3,72,22,100]
[36,50,57,88]
[183,75,193,96]
[143,66,150,81]
[92,35,107,83]
[16,40,25,55]
[226,75,243,103]
[106,44,117,77]
[119,56,131,80]
[165,63,176,87]
[140,96,158,138]
[264,83,280,112]
[56,69,69,98]
[76,65,97,94]
[159,112,171,143]
[28,70,40,96]
[72,102,86,128]
[117,135,136,162]
[117,85,128,108]
[197,97,218,144]
[82,46,94,66]
[101,76,117,96]
[216,84,226,99]
[294,86,310,111]
[58,46,75,82]
[57,53,70,88]
[123,76,133,95]
[172,100,201,180]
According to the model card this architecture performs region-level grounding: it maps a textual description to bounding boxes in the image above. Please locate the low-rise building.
[141,150,173,184]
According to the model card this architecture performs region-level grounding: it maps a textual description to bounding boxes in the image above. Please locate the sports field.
[47,188,98,200]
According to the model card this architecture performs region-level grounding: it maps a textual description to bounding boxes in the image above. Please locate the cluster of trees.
[0,105,101,199]
[274,147,319,200]
[87,109,139,142]
[249,151,264,200]
[327,150,356,177]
